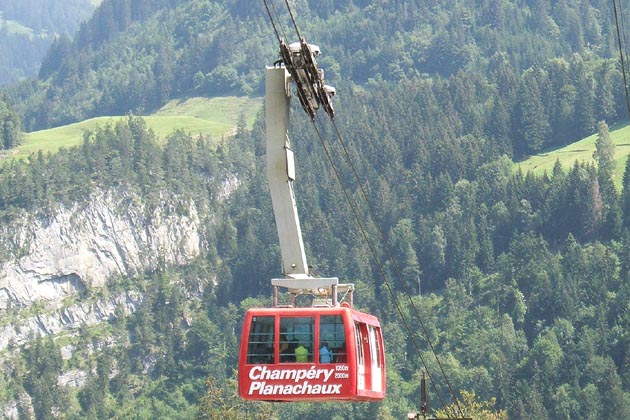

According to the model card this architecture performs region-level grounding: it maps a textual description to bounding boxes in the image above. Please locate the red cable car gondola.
[238,46,385,402]
[238,305,385,402]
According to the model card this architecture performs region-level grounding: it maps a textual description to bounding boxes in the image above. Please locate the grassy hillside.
[7,96,261,160]
[0,15,34,37]
[153,96,261,128]
[515,123,630,189]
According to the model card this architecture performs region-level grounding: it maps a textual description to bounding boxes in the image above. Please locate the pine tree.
[196,377,276,420]
[593,121,615,184]
[621,154,630,229]
[23,335,64,420]
[0,96,21,150]
[514,67,551,156]
[594,122,623,240]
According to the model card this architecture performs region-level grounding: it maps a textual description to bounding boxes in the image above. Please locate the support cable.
[310,117,450,413]
[263,0,290,45]
[614,0,630,119]
[283,0,302,41]
[618,0,629,62]
[263,0,282,44]
[264,0,464,416]
[327,116,464,417]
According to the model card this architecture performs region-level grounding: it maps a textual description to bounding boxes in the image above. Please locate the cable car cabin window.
[354,322,364,366]
[247,316,274,364]
[320,315,345,363]
[279,316,314,362]
[369,325,384,368]
[368,324,385,393]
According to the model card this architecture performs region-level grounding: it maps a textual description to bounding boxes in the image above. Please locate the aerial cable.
[310,117,451,413]
[327,116,464,415]
[615,0,630,114]
[263,0,290,44]
[614,0,630,119]
[283,0,303,41]
[618,0,629,58]
[262,0,463,415]
[316,114,464,416]
[263,0,303,47]
[620,0,630,105]
[262,0,282,43]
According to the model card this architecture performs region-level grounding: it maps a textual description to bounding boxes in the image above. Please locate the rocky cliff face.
[0,290,143,351]
[0,189,206,345]
[0,190,203,310]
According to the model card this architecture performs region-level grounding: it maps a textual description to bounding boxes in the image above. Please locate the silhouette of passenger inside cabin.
[295,343,308,362]
[319,341,332,363]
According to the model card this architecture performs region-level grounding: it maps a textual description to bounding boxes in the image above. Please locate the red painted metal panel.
[238,307,385,401]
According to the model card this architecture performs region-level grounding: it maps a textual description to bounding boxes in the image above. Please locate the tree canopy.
[2,0,630,419]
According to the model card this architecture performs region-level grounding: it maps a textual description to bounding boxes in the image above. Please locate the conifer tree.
[621,154,630,229]
[0,96,21,150]
[593,121,615,183]
[514,67,551,155]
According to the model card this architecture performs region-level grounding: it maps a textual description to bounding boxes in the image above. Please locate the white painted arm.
[265,66,309,278]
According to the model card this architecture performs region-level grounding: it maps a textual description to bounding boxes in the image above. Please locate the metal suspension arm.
[265,65,310,278]
[266,59,350,306]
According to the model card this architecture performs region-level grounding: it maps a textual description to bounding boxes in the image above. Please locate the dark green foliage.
[3,0,625,144]
[514,67,552,155]
[0,95,21,150]
[4,1,630,419]
[4,101,630,417]
[8,92,620,419]
[0,115,228,221]
[0,0,97,87]
[23,335,65,419]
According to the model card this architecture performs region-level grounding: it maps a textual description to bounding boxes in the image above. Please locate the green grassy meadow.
[0,20,33,37]
[12,96,630,191]
[9,96,261,161]
[515,123,630,189]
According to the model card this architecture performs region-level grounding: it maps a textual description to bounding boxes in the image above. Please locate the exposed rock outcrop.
[0,190,204,311]
[0,291,143,351]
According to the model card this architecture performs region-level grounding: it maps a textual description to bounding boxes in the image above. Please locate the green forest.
[2,0,630,418]
[0,0,98,86]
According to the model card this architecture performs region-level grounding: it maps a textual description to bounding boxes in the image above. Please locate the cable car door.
[354,322,368,392]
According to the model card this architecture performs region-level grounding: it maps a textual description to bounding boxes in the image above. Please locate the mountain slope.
[6,96,261,159]
[7,0,623,135]
[3,1,630,419]
[516,122,630,188]
[0,0,100,86]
